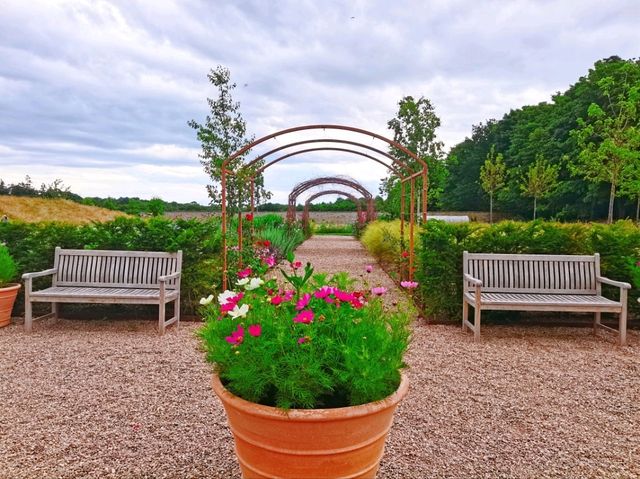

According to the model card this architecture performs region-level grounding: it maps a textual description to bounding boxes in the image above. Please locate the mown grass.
[0,196,129,224]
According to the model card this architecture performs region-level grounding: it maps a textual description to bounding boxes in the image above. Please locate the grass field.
[0,196,129,224]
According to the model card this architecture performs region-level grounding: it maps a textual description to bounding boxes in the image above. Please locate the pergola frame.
[220,124,428,289]
[301,190,365,229]
[287,177,374,223]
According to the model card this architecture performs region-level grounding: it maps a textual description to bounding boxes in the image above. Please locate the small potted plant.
[199,252,412,479]
[0,244,20,328]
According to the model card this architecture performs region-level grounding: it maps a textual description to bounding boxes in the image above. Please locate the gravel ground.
[1,235,639,478]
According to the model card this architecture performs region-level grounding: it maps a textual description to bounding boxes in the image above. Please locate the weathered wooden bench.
[462,252,631,345]
[22,248,182,334]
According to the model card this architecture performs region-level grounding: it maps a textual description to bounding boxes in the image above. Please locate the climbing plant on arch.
[287,176,374,223]
[220,124,428,289]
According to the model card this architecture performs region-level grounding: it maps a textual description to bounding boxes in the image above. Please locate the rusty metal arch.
[288,177,374,223]
[220,124,428,288]
[301,190,364,230]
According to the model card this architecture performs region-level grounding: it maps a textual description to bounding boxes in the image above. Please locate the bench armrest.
[596,276,631,289]
[159,271,181,282]
[22,268,57,280]
[463,273,483,287]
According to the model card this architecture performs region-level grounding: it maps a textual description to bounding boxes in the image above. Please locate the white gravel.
[1,235,638,478]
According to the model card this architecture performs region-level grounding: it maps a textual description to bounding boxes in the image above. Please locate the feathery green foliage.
[199,262,412,409]
[0,244,17,286]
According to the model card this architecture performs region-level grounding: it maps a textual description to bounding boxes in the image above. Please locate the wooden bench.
[462,252,631,345]
[22,248,182,334]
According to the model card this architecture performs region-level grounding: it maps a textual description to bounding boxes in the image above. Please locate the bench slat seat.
[464,292,621,310]
[22,247,182,334]
[462,251,630,345]
[30,286,179,303]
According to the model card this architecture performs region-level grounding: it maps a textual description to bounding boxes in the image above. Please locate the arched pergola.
[301,190,364,229]
[287,177,374,223]
[220,124,428,288]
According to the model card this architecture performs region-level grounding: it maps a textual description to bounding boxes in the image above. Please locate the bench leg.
[593,312,601,336]
[474,304,481,341]
[158,302,166,335]
[52,302,59,320]
[462,299,468,332]
[619,302,627,347]
[24,300,32,333]
[175,295,180,330]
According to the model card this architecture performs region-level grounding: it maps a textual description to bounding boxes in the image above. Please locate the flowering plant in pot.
[199,253,412,479]
[0,243,20,327]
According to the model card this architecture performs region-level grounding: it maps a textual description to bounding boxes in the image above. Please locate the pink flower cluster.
[225,323,261,345]
[220,292,244,313]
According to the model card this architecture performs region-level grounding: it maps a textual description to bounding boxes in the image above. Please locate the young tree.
[620,161,640,222]
[189,66,270,212]
[381,96,445,216]
[520,154,559,220]
[479,145,506,223]
[147,197,165,217]
[570,62,640,223]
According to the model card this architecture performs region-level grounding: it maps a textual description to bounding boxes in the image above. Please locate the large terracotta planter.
[0,283,21,328]
[212,372,409,479]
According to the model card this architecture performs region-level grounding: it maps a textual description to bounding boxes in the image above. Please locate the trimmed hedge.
[418,220,640,319]
[0,216,222,314]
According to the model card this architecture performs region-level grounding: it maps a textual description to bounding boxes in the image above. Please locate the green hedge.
[0,217,222,314]
[418,220,640,320]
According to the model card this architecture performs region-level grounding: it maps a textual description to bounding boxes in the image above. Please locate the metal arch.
[244,138,412,177]
[287,177,374,224]
[255,147,403,177]
[220,124,428,289]
[301,190,364,230]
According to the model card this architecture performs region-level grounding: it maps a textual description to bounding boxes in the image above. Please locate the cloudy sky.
[1,0,638,205]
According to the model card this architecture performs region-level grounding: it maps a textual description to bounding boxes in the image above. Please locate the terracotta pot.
[212,372,408,479]
[0,283,21,328]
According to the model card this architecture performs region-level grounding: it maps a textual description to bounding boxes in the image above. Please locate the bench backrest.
[53,248,182,289]
[463,252,600,294]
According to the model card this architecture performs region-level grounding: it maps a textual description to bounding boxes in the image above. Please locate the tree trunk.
[489,193,493,224]
[607,183,616,224]
[533,197,537,221]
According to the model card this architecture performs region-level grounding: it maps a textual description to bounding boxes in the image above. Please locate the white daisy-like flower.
[245,277,264,291]
[199,294,214,306]
[228,303,249,319]
[236,278,250,286]
[217,290,237,305]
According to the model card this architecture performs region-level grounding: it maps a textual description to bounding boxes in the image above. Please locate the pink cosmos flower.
[334,290,355,302]
[220,302,236,313]
[371,286,387,296]
[270,295,284,306]
[291,260,302,270]
[295,293,311,311]
[264,255,276,267]
[237,267,252,279]
[293,309,314,324]
[366,265,373,273]
[314,286,334,299]
[283,290,295,301]
[400,281,419,289]
[297,337,308,344]
[225,325,244,345]
[248,324,261,337]
[351,298,364,309]
[401,251,409,258]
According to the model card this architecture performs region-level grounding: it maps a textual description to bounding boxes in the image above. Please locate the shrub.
[0,243,17,286]
[360,220,419,263]
[254,224,305,262]
[418,220,640,319]
[312,222,353,235]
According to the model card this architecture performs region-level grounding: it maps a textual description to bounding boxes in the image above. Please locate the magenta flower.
[293,309,314,324]
[400,281,419,289]
[297,337,308,344]
[270,295,284,306]
[366,265,373,273]
[220,302,236,313]
[248,324,262,337]
[225,325,244,345]
[314,286,334,299]
[371,286,387,296]
[283,290,295,301]
[237,267,252,279]
[335,290,355,302]
[295,293,311,311]
[351,298,364,309]
[264,255,276,267]
[291,260,302,270]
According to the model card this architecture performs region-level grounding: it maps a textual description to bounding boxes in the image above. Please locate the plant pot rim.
[0,283,21,291]
[212,370,409,422]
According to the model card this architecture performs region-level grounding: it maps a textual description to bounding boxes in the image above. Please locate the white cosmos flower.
[217,290,237,305]
[228,303,249,319]
[236,278,250,286]
[245,277,264,291]
[199,294,214,306]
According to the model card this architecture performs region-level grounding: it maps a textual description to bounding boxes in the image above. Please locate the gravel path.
[1,235,639,478]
